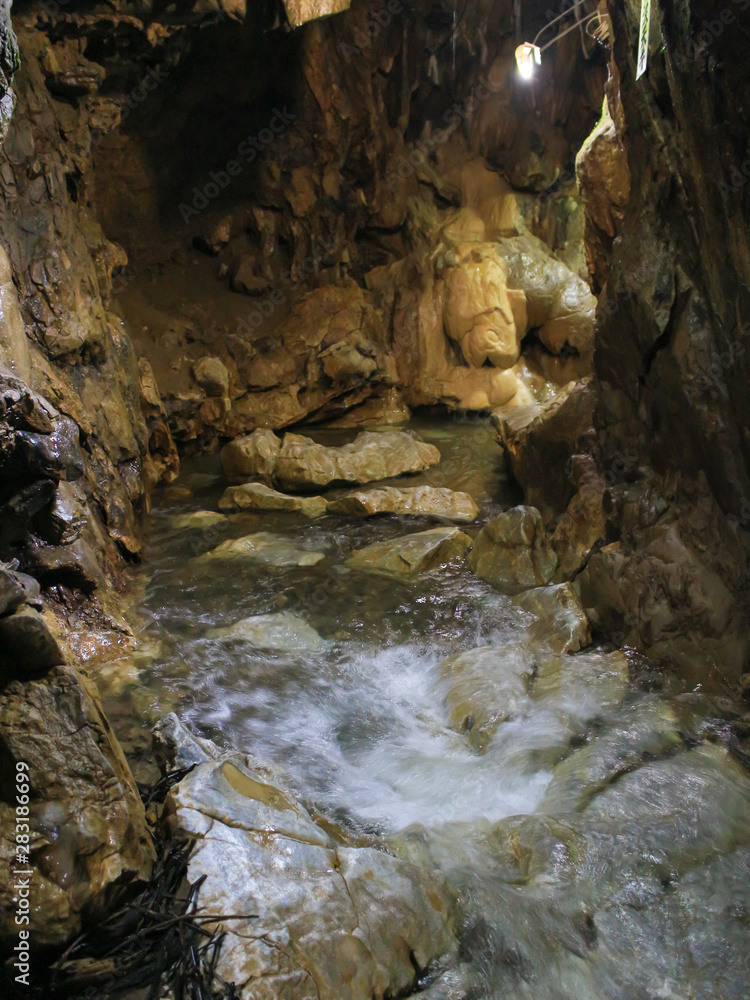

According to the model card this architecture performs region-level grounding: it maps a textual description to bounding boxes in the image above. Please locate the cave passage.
[98,419,750,1000]
[1,0,750,998]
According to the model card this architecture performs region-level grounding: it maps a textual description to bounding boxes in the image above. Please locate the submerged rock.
[165,753,457,999]
[514,582,591,653]
[327,485,478,523]
[170,510,227,530]
[219,482,328,518]
[347,527,471,577]
[199,532,325,567]
[438,642,535,752]
[220,428,281,482]
[207,612,325,653]
[467,506,557,593]
[274,430,440,491]
[538,697,684,814]
[582,744,750,878]
[532,648,629,717]
[442,645,630,762]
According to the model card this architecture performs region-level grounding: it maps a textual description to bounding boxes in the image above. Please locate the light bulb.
[515,43,542,80]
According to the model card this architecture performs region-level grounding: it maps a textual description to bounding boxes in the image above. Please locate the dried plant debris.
[26,768,254,1000]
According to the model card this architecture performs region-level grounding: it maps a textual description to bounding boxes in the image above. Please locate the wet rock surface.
[164,750,458,1000]
[219,482,328,518]
[328,485,479,523]
[514,582,591,654]
[199,532,325,567]
[92,432,750,1000]
[274,431,441,491]
[220,429,281,482]
[347,526,471,578]
[1,0,749,992]
[0,657,153,948]
[207,611,325,653]
[467,505,557,594]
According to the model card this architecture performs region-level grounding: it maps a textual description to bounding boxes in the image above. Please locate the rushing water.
[95,419,750,1000]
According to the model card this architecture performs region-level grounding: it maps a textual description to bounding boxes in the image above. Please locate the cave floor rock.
[86,420,750,1000]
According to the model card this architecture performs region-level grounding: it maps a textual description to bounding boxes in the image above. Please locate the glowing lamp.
[515,7,609,82]
[515,42,542,79]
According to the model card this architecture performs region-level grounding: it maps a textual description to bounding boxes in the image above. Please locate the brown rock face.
[493,380,598,522]
[0,660,154,948]
[575,93,630,292]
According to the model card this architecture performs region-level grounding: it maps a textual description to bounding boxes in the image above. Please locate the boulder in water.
[328,485,478,523]
[347,527,471,577]
[165,753,458,999]
[274,430,440,491]
[207,612,325,653]
[438,642,535,752]
[170,510,227,530]
[198,532,325,567]
[538,697,684,814]
[220,428,281,481]
[514,582,591,653]
[219,482,328,518]
[467,505,557,593]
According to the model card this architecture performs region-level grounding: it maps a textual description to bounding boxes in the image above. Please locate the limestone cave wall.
[516,0,750,685]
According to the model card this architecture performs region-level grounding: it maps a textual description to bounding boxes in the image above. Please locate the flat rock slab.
[219,482,328,518]
[274,430,440,491]
[170,510,227,530]
[167,754,457,1000]
[198,532,325,567]
[467,505,557,593]
[328,485,478,523]
[207,612,325,653]
[347,527,471,577]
